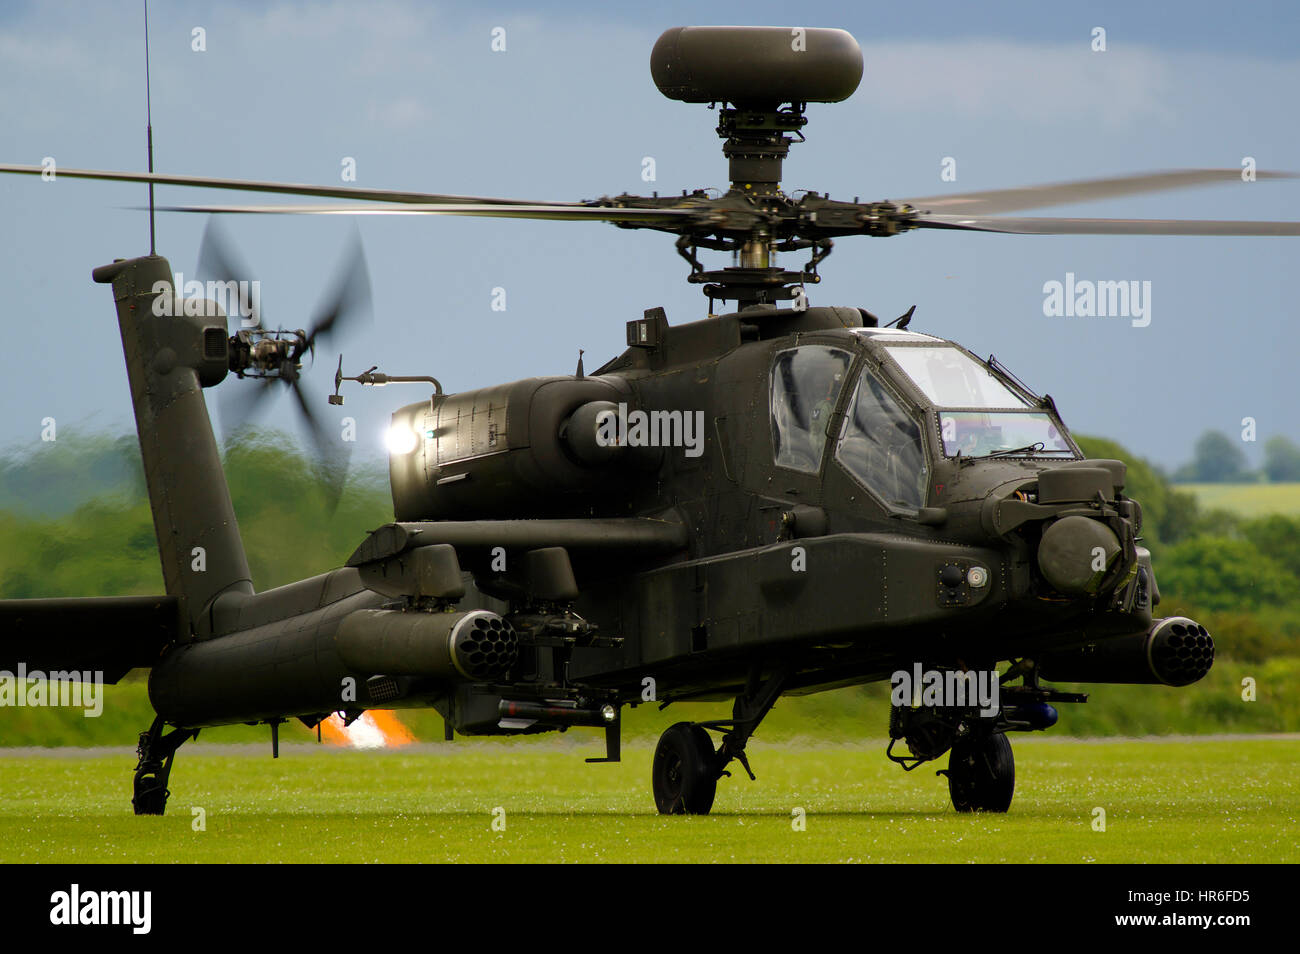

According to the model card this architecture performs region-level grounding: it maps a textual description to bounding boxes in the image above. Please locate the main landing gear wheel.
[652,722,719,815]
[947,731,1015,813]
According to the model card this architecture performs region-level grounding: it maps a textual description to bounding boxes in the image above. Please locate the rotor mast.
[718,101,804,199]
[721,103,803,272]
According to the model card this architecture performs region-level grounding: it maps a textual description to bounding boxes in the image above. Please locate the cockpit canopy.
[880,341,1074,460]
[768,331,1078,513]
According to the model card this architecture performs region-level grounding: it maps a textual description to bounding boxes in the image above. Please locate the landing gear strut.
[886,661,1087,813]
[891,705,1017,813]
[651,667,787,815]
[132,715,197,816]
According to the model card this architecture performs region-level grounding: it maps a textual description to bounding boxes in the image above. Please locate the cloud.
[367,96,432,128]
[857,39,1178,128]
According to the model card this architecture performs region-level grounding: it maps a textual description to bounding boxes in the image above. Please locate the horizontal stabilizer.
[0,595,181,683]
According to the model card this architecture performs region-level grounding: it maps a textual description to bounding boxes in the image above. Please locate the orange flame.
[318,710,417,748]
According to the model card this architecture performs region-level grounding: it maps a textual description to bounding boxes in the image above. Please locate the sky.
[1,0,1298,473]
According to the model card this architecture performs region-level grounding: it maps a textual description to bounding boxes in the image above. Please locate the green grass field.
[1179,482,1300,517]
[0,738,1294,863]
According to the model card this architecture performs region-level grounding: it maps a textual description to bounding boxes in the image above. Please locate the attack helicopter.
[2,25,1294,817]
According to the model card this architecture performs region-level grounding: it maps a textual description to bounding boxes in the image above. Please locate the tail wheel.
[652,722,719,815]
[948,731,1015,813]
[132,774,169,816]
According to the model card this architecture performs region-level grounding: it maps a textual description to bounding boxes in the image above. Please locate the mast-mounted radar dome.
[650,26,863,106]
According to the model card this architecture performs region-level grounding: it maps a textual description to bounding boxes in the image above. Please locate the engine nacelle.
[388,376,640,520]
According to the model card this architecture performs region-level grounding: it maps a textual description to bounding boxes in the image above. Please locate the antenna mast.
[144,0,155,254]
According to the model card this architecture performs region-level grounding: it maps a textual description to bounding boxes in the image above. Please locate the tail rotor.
[196,218,373,512]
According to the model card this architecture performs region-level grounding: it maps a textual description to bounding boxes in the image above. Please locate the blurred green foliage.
[0,430,391,597]
[1156,536,1295,613]
[1264,435,1300,481]
[1074,434,1200,547]
[0,430,144,517]
[1077,433,1300,663]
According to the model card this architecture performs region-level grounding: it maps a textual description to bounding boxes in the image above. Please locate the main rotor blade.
[914,214,1300,236]
[899,169,1297,216]
[155,202,700,225]
[0,162,572,207]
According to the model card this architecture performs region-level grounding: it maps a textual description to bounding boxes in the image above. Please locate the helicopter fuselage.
[131,288,1207,748]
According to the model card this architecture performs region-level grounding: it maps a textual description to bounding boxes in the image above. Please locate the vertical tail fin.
[93,254,253,636]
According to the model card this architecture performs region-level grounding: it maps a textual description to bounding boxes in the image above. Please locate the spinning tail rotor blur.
[197,218,373,513]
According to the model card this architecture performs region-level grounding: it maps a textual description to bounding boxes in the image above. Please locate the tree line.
[1173,431,1300,483]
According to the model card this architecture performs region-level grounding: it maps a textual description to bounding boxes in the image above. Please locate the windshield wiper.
[968,442,1046,461]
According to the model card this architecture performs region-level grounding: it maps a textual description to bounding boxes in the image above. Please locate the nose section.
[1036,514,1122,596]
[979,458,1142,602]
[1036,465,1118,504]
[1030,461,1138,598]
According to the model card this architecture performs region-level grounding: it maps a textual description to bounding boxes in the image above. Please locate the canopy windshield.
[885,345,1029,409]
[939,411,1075,458]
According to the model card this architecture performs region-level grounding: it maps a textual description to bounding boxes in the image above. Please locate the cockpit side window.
[835,367,929,510]
[769,346,854,473]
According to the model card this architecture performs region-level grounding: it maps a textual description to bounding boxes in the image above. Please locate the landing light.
[387,424,419,455]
